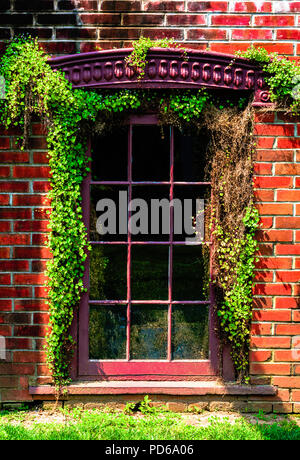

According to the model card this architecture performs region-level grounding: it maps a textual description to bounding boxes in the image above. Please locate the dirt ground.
[1,408,300,428]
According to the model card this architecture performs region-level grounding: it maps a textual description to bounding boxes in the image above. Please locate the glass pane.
[89,305,127,359]
[131,186,170,241]
[90,245,127,300]
[130,304,168,359]
[174,128,208,182]
[173,185,210,242]
[91,127,128,181]
[132,125,170,181]
[172,304,209,359]
[172,245,209,301]
[90,185,128,241]
[131,245,169,300]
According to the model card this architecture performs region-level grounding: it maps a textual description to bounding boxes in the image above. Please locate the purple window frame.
[77,114,220,380]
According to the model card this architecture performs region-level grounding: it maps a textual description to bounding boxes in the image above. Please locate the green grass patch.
[0,408,300,440]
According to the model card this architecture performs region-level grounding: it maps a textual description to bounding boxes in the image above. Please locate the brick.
[13,351,46,363]
[40,42,77,54]
[187,29,227,40]
[250,337,291,349]
[37,13,77,25]
[101,1,141,11]
[254,177,292,189]
[249,350,272,362]
[14,325,48,337]
[277,190,300,201]
[252,310,291,322]
[0,274,10,285]
[273,377,300,388]
[250,363,291,375]
[0,152,29,163]
[274,350,299,362]
[0,182,29,192]
[0,287,31,298]
[80,13,121,24]
[276,324,300,335]
[257,230,293,242]
[33,313,49,324]
[293,311,300,321]
[233,2,272,12]
[0,222,11,232]
[0,166,10,177]
[254,189,274,201]
[277,30,300,40]
[142,28,184,39]
[276,245,300,255]
[0,195,9,205]
[254,15,295,26]
[254,283,292,296]
[13,247,51,259]
[232,29,272,40]
[14,221,49,232]
[255,150,293,162]
[13,194,49,206]
[256,137,275,148]
[259,217,273,229]
[0,313,31,324]
[276,164,300,175]
[276,297,300,309]
[0,300,12,312]
[33,181,51,193]
[256,258,292,269]
[145,1,185,11]
[0,325,12,336]
[277,138,300,149]
[211,14,250,25]
[166,14,206,25]
[251,323,272,335]
[253,297,273,309]
[0,14,33,26]
[0,208,31,219]
[99,28,142,39]
[276,218,300,229]
[123,13,164,25]
[58,0,98,9]
[14,274,47,285]
[276,271,300,282]
[13,166,50,179]
[0,247,10,258]
[0,235,30,245]
[55,28,97,40]
[272,403,293,413]
[14,0,54,10]
[15,299,48,312]
[255,124,295,136]
[0,0,10,10]
[256,203,293,215]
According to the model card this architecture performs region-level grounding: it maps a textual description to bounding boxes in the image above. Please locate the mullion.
[126,124,133,361]
[167,126,174,362]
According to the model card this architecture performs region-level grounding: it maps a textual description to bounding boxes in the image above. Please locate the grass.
[0,406,300,440]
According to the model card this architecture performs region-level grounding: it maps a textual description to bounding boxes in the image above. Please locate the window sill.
[29,381,277,398]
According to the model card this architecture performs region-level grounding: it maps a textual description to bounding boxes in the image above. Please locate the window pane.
[132,125,170,181]
[131,185,170,241]
[89,305,127,359]
[172,305,209,359]
[90,185,128,242]
[91,127,128,181]
[173,185,210,242]
[90,245,127,300]
[172,246,209,301]
[130,304,168,359]
[131,246,169,300]
[174,128,208,182]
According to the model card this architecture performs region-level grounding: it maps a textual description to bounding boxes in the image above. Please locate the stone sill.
[29,381,277,398]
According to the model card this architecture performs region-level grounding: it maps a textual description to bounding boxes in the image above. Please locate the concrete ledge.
[29,381,277,398]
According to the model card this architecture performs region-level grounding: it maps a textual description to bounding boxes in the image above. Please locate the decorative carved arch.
[49,47,271,107]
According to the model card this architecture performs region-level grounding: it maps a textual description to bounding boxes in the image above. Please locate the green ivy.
[1,37,291,386]
[236,45,300,114]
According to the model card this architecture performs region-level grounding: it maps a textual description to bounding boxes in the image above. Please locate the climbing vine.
[1,37,297,386]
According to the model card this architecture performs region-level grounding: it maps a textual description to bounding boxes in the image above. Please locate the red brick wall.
[0,1,299,57]
[251,111,300,413]
[0,1,300,411]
